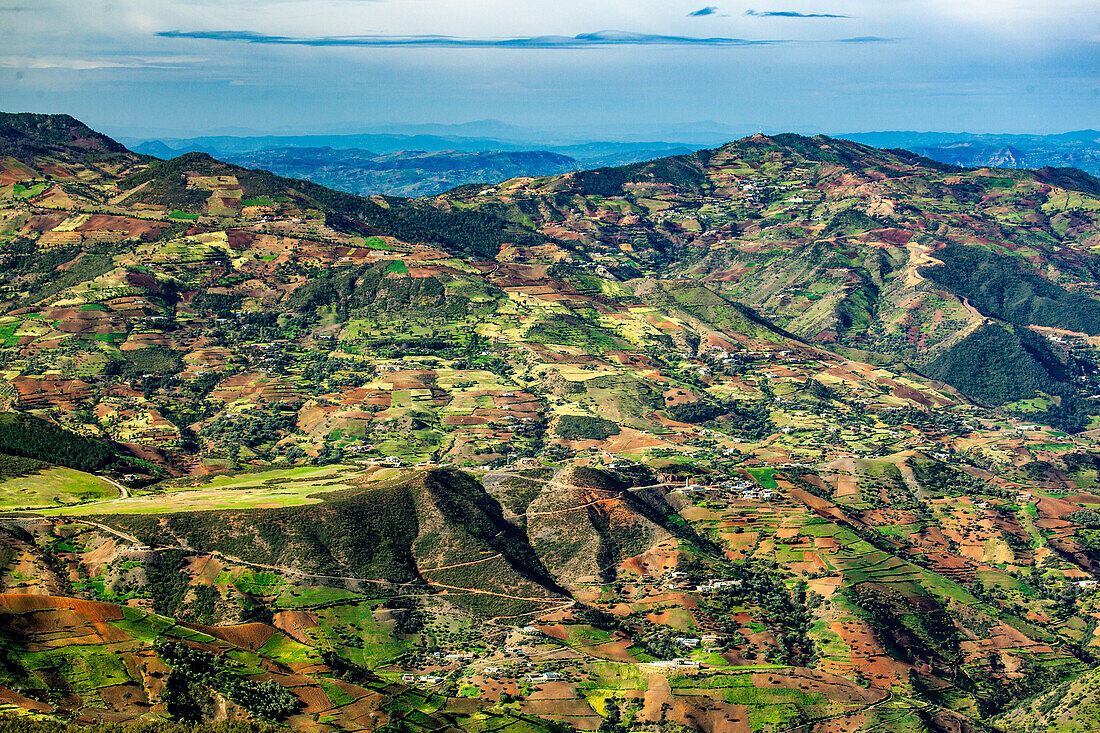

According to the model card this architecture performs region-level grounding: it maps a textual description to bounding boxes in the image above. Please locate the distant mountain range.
[124,133,694,195]
[843,129,1100,175]
[221,147,580,197]
[121,127,1100,197]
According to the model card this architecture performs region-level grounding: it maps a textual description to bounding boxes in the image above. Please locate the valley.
[2,112,1100,732]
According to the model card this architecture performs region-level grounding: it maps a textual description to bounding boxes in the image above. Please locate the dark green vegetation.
[0,413,118,473]
[0,453,48,480]
[554,415,621,441]
[145,550,192,617]
[671,400,774,440]
[926,243,1100,335]
[155,639,300,721]
[926,324,1069,404]
[927,324,1096,430]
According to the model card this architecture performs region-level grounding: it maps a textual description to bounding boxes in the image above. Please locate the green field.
[40,465,370,516]
[746,467,779,489]
[0,467,119,510]
[0,324,18,347]
[361,236,393,251]
[13,182,47,199]
[277,585,364,608]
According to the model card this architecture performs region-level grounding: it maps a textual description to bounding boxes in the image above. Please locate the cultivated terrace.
[1,113,1100,732]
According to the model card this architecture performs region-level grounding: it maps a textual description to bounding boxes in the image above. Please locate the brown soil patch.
[0,594,124,622]
[273,609,320,643]
[1037,496,1082,519]
[188,622,276,651]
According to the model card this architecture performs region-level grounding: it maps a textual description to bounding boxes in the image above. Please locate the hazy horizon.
[82,120,1100,146]
[2,1,1097,139]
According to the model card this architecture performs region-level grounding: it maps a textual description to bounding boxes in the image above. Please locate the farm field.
[44,465,374,515]
[0,467,118,509]
[2,113,1100,732]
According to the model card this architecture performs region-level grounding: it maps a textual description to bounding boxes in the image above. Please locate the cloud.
[0,57,129,70]
[745,9,849,18]
[157,29,775,47]
[155,28,888,48]
[0,55,198,69]
[687,6,721,16]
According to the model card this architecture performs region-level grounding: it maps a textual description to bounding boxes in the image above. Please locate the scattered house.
[526,672,563,684]
[696,579,742,593]
[676,637,700,648]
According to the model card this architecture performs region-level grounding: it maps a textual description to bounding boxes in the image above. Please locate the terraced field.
[3,114,1100,732]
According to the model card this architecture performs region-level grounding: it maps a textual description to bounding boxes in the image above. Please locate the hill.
[0,112,149,205]
[108,150,546,258]
[98,468,568,616]
[0,112,132,162]
[438,132,1100,426]
[4,113,1100,732]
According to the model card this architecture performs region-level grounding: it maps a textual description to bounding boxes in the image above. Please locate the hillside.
[0,112,134,164]
[98,468,568,614]
[4,114,1100,732]
[0,112,149,201]
[438,133,1100,426]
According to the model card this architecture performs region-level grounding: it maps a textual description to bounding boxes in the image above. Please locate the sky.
[0,0,1097,139]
